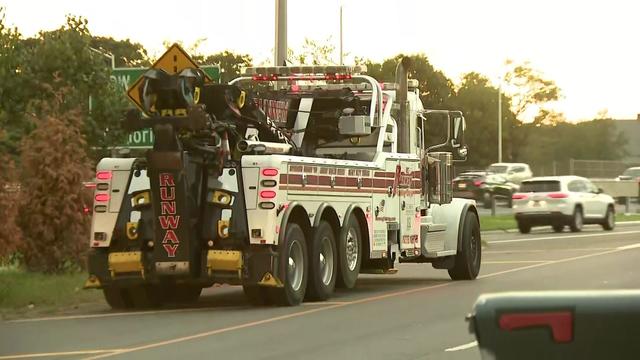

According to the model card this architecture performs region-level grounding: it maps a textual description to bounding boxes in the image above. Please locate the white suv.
[512,176,615,233]
[487,163,532,184]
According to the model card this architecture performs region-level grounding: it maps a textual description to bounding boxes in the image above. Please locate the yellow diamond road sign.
[126,43,211,111]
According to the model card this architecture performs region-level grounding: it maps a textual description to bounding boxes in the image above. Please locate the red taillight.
[325,73,352,80]
[499,311,573,343]
[512,193,528,200]
[260,190,277,199]
[547,192,569,199]
[252,74,279,81]
[262,168,279,177]
[96,171,112,181]
[83,206,91,215]
[473,180,483,187]
[95,193,110,202]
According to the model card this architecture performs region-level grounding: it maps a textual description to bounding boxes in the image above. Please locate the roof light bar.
[243,65,367,77]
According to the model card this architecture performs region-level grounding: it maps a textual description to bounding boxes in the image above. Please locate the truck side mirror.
[450,113,467,161]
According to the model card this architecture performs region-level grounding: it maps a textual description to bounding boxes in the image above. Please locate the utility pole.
[275,0,287,66]
[339,4,343,65]
[498,78,502,163]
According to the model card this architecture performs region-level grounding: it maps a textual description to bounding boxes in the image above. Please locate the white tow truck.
[84,47,481,308]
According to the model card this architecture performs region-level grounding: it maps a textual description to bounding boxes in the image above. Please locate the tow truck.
[84,45,481,308]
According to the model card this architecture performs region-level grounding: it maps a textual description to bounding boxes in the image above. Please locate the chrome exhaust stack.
[395,57,412,154]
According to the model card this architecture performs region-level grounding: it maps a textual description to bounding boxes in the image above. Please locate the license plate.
[458,183,467,189]
[532,200,541,207]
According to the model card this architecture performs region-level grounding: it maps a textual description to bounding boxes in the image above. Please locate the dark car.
[453,171,519,208]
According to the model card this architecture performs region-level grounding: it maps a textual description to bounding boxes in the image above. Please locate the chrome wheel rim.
[319,236,334,285]
[345,228,359,271]
[288,241,304,291]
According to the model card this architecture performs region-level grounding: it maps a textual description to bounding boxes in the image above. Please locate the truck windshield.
[520,180,561,192]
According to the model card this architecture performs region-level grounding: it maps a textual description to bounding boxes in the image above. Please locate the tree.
[364,53,455,108]
[0,130,23,261]
[90,36,151,68]
[20,15,128,156]
[289,37,337,65]
[202,51,253,83]
[503,60,561,119]
[448,72,518,167]
[0,7,30,156]
[18,86,92,272]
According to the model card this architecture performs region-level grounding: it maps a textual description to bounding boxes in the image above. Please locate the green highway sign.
[111,65,221,148]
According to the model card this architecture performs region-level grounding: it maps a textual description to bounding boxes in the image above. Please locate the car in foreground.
[487,162,532,184]
[453,171,519,208]
[512,176,615,233]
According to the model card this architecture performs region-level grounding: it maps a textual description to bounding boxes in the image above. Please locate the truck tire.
[269,223,308,306]
[102,287,132,309]
[448,212,481,280]
[306,221,337,301]
[602,205,615,231]
[517,221,531,234]
[129,285,162,308]
[336,214,362,289]
[569,206,583,232]
[171,285,202,303]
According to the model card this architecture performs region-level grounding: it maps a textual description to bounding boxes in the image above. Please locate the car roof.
[488,162,529,167]
[523,175,586,183]
[624,167,640,171]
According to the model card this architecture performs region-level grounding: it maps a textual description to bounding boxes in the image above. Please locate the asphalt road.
[2,224,640,360]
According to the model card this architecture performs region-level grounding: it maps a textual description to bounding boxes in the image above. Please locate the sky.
[2,0,639,121]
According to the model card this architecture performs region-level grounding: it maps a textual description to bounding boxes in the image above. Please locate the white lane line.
[0,349,123,359]
[617,243,640,250]
[444,341,478,352]
[487,230,640,244]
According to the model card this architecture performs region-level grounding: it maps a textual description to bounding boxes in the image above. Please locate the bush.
[0,131,23,260]
[18,88,92,272]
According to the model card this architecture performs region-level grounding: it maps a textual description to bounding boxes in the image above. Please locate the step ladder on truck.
[84,45,481,308]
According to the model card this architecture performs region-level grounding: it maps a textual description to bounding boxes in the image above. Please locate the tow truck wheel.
[269,223,308,306]
[170,285,202,303]
[336,214,362,289]
[102,287,132,309]
[448,212,481,280]
[129,285,162,308]
[306,221,337,301]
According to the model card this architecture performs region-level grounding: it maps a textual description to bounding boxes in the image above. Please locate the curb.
[481,220,640,235]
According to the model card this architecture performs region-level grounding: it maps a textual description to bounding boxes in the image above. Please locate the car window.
[568,180,587,193]
[585,180,598,193]
[520,180,561,192]
[512,166,524,173]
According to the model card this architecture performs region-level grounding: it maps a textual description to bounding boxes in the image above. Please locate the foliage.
[289,37,337,65]
[365,53,455,108]
[503,60,561,118]
[202,51,253,83]
[1,14,127,158]
[18,86,92,273]
[448,72,518,167]
[0,131,23,259]
[90,36,151,68]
